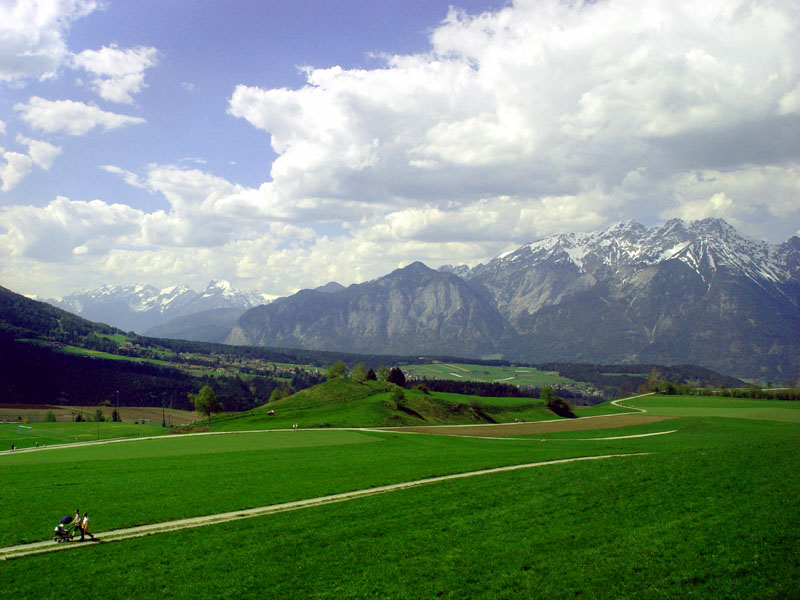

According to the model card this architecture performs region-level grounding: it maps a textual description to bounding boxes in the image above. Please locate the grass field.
[401,362,575,386]
[621,394,800,423]
[2,394,798,598]
[0,421,168,449]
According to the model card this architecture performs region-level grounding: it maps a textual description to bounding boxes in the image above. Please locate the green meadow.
[0,421,167,449]
[400,362,575,386]
[623,394,800,423]
[2,394,798,598]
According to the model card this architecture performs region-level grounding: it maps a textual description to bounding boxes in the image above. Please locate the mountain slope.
[230,219,799,380]
[227,262,505,356]
[144,308,248,343]
[467,218,800,379]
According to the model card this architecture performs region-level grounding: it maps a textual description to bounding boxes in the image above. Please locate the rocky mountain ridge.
[226,262,504,357]
[231,218,799,380]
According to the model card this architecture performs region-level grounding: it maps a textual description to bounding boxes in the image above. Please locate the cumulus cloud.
[5,0,800,297]
[15,97,146,135]
[0,0,98,83]
[0,150,33,192]
[0,135,61,191]
[0,196,144,261]
[72,44,158,103]
[661,164,800,236]
[229,0,800,241]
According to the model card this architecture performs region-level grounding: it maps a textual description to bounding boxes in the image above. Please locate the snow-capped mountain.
[482,218,793,287]
[49,281,270,334]
[229,218,798,380]
[461,218,799,379]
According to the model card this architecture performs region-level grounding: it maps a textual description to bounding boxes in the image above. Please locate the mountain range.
[42,218,799,381]
[226,218,799,381]
[48,280,270,338]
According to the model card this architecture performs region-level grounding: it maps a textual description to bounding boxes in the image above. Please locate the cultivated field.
[1,394,798,598]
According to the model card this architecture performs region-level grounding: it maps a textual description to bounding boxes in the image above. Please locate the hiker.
[71,509,81,539]
[81,512,95,540]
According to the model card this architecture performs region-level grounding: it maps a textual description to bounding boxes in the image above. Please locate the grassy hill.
[205,377,562,431]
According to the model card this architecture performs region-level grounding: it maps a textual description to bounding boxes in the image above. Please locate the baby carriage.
[54,515,73,542]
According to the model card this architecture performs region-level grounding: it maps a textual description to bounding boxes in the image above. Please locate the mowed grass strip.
[3,418,798,599]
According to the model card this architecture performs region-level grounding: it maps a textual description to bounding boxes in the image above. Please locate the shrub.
[391,386,405,409]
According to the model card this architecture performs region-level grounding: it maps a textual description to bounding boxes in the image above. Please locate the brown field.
[0,405,199,426]
[390,413,672,437]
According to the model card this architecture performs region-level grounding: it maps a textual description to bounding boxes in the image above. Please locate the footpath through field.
[0,452,649,561]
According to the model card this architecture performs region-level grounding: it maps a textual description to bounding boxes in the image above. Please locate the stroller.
[53,515,73,542]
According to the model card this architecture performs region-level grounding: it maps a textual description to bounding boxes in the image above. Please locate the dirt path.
[0,452,648,561]
[391,412,670,437]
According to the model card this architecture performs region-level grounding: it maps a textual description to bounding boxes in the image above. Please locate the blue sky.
[1,0,799,298]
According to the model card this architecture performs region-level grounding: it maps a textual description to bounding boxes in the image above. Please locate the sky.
[1,0,799,299]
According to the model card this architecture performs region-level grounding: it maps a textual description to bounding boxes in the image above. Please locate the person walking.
[81,512,95,541]
[71,509,81,539]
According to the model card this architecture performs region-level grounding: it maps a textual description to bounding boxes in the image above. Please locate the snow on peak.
[486,218,793,285]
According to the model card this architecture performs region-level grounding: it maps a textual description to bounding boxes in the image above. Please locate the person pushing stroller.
[70,509,81,539]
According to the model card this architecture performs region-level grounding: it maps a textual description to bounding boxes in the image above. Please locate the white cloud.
[100,165,151,191]
[0,196,145,261]
[229,0,800,241]
[661,164,800,238]
[17,135,61,169]
[0,135,61,191]
[15,97,146,135]
[0,150,33,192]
[0,0,98,83]
[72,44,158,103]
[5,0,800,298]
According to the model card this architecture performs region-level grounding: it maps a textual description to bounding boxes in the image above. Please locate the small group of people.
[53,509,95,541]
